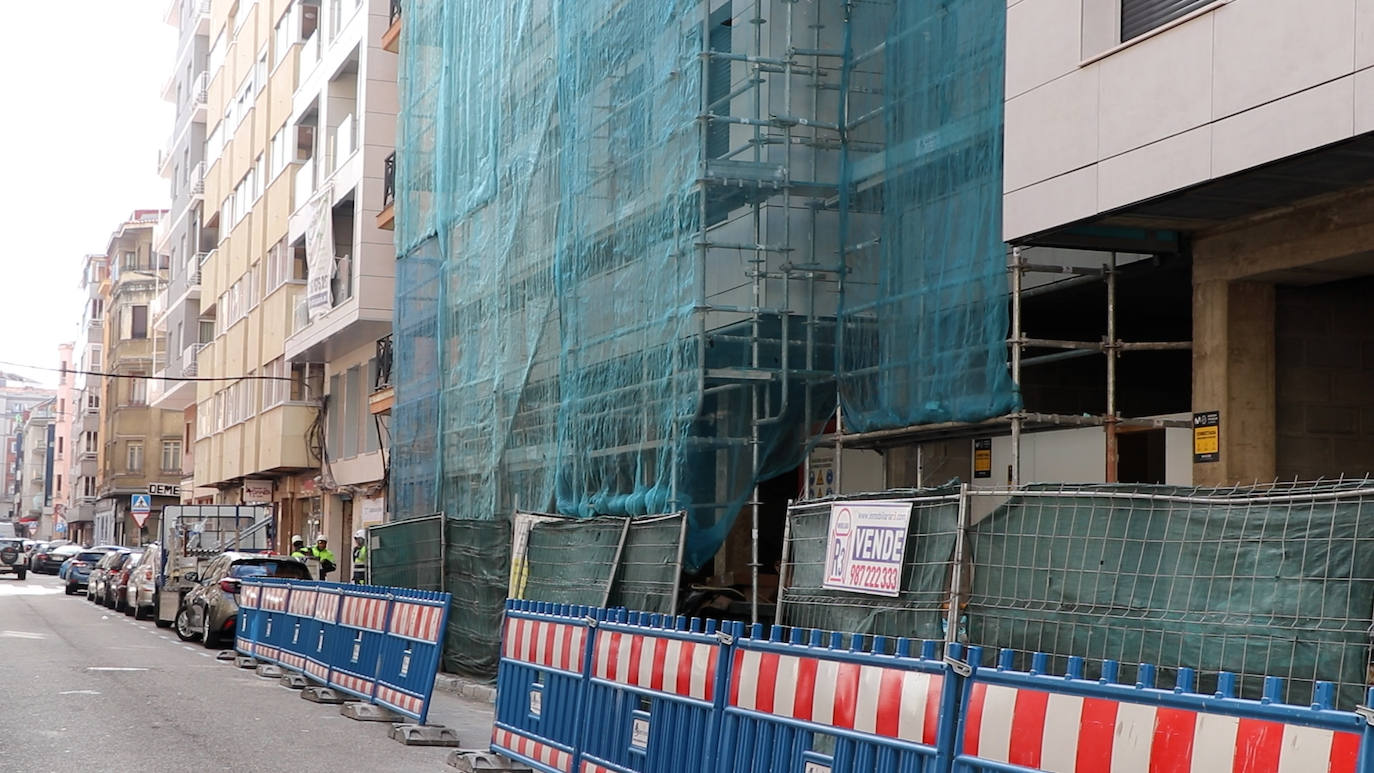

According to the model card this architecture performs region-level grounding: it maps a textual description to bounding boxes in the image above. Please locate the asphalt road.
[0,572,494,772]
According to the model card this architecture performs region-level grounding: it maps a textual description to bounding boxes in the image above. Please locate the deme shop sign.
[822,501,913,597]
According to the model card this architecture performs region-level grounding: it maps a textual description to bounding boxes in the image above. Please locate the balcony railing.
[183,342,205,377]
[188,251,207,285]
[383,152,396,210]
[191,71,208,108]
[189,161,205,198]
[292,296,309,335]
[375,334,393,390]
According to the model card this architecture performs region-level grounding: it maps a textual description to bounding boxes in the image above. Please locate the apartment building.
[151,0,215,504]
[1003,0,1374,485]
[68,254,109,545]
[0,377,55,526]
[197,0,323,549]
[282,0,396,547]
[95,211,183,546]
[15,399,56,539]
[52,344,75,539]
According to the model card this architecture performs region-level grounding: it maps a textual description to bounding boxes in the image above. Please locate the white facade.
[1003,0,1374,240]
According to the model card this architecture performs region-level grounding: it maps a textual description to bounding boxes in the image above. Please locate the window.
[130,374,148,405]
[90,298,104,321]
[130,305,149,339]
[127,441,144,472]
[1120,0,1215,41]
[162,440,182,472]
[84,432,98,454]
[57,437,63,456]
[89,345,103,371]
[56,474,62,493]
[262,357,287,408]
[86,393,100,412]
[82,476,96,498]
[273,3,295,67]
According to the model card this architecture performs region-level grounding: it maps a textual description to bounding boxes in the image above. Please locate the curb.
[433,673,497,704]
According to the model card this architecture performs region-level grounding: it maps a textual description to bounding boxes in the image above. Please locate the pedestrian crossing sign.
[131,494,152,513]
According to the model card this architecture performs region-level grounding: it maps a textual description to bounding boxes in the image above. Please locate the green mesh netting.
[391,0,1019,571]
[369,515,509,678]
[838,0,1020,430]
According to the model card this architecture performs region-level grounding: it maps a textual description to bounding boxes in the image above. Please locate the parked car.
[33,543,81,574]
[176,552,311,648]
[64,550,114,595]
[87,550,133,603]
[0,538,27,580]
[123,544,162,620]
[106,550,143,611]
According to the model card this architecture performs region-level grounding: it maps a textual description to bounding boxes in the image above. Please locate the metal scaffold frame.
[826,245,1194,488]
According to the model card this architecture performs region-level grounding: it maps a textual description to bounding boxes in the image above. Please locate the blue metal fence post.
[369,592,397,705]
[1359,687,1374,773]
[571,604,601,771]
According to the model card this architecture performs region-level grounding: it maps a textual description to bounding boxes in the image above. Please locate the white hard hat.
[354,530,365,539]
[290,534,303,544]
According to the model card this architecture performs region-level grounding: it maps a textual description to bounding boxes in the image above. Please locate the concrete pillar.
[1191,280,1275,486]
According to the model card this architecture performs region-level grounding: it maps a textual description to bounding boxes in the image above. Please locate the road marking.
[1,630,45,639]
[86,667,149,672]
[59,690,102,695]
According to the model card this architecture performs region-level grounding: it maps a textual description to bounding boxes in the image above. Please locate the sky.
[0,1,173,387]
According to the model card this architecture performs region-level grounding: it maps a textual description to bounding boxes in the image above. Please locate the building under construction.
[387,0,1194,577]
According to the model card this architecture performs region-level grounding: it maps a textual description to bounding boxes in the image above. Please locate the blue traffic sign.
[131,494,152,512]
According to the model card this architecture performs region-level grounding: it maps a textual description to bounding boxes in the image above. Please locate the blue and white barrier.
[492,600,1374,773]
[235,579,450,725]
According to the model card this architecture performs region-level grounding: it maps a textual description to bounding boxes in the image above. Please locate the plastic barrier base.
[255,664,284,679]
[215,650,237,661]
[280,673,310,689]
[234,655,258,669]
[390,723,462,747]
[300,685,348,704]
[340,702,404,722]
[446,750,533,771]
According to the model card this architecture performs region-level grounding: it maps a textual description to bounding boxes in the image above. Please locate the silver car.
[123,544,162,619]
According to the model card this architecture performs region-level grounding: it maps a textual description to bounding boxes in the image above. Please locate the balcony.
[369,335,394,416]
[382,0,402,53]
[183,342,205,377]
[189,161,205,199]
[292,296,309,336]
[376,152,395,231]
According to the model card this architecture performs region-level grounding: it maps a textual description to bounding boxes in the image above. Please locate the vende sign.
[822,501,912,597]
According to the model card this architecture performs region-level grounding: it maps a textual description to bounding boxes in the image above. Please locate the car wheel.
[134,603,149,620]
[174,605,201,642]
[15,568,25,581]
[202,612,220,649]
[65,583,75,595]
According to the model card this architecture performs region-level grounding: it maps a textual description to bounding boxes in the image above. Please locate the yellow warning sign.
[1193,411,1219,463]
[973,438,992,479]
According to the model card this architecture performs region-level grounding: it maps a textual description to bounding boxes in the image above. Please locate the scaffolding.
[391,0,1023,621]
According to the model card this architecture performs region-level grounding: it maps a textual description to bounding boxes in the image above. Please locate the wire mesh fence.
[369,515,510,678]
[779,481,1374,708]
[521,511,686,615]
[778,487,962,641]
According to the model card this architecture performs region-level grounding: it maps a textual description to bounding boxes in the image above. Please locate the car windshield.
[54,545,82,556]
[229,560,311,579]
[122,552,143,566]
[76,552,106,562]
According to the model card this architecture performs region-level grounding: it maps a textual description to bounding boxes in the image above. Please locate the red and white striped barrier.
[592,630,718,702]
[961,683,1362,773]
[389,600,444,643]
[494,727,573,773]
[729,649,945,746]
[503,617,587,674]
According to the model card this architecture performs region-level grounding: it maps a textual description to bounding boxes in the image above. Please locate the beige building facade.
[96,212,184,545]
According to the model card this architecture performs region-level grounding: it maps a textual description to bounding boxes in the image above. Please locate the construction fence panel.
[779,489,961,641]
[493,601,597,773]
[607,513,686,615]
[965,483,1374,708]
[579,609,730,773]
[443,517,511,678]
[718,626,958,773]
[953,646,1374,773]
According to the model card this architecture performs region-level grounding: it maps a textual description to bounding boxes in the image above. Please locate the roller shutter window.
[1121,0,1214,41]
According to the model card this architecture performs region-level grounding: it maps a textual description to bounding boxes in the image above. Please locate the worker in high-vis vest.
[352,530,367,584]
[289,535,311,559]
[311,537,337,580]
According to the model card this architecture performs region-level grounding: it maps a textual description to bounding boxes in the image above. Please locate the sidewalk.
[434,672,497,704]
[421,683,496,748]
